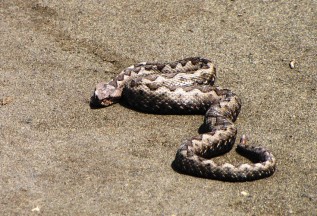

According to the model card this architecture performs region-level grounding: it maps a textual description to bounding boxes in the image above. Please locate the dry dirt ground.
[0,1,316,215]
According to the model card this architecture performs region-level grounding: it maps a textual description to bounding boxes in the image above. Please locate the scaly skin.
[91,57,276,181]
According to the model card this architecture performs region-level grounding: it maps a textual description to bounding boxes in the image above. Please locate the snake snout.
[90,91,105,108]
[90,88,118,108]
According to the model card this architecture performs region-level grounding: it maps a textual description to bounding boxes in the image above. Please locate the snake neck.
[91,65,151,107]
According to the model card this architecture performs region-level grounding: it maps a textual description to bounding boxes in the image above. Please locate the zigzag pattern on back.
[91,57,276,181]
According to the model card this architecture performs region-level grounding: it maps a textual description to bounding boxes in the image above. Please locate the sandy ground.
[1,0,316,215]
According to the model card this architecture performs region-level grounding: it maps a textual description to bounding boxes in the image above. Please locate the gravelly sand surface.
[1,1,316,215]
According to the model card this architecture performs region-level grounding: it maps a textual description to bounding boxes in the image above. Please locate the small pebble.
[31,206,40,212]
[289,59,296,69]
[241,191,250,196]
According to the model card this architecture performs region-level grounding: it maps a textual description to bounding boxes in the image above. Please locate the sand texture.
[1,0,316,215]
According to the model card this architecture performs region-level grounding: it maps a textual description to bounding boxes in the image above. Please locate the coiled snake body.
[91,57,276,181]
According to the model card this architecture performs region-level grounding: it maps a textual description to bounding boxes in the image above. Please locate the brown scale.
[144,65,153,70]
[169,62,178,69]
[124,70,132,76]
[116,73,125,81]
[132,67,141,73]
[156,63,165,71]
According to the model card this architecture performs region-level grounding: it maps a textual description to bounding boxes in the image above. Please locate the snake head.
[90,82,122,107]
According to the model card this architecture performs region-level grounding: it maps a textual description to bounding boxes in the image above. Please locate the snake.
[90,57,276,181]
